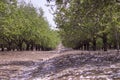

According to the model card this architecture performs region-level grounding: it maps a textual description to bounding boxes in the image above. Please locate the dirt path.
[0,51,58,63]
[0,50,88,62]
[0,50,119,63]
[0,50,120,80]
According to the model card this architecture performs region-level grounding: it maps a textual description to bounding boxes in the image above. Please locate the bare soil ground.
[0,50,120,64]
[0,50,120,80]
[0,50,94,63]
[0,51,59,62]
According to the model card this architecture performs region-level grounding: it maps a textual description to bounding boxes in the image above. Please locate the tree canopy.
[0,0,60,51]
[50,0,120,51]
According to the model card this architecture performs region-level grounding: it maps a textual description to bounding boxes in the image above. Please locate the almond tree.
[51,0,120,51]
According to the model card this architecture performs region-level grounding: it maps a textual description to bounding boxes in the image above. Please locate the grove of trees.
[49,0,120,51]
[0,0,120,51]
[0,0,60,51]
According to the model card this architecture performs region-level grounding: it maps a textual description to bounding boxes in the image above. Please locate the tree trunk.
[1,44,4,51]
[38,45,41,51]
[30,44,34,51]
[113,41,117,49]
[26,44,30,51]
[86,42,89,51]
[92,37,96,51]
[102,33,107,51]
[35,45,38,51]
[19,43,22,51]
[7,43,11,51]
[108,44,112,49]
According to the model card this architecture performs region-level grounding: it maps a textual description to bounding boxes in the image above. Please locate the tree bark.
[30,44,34,51]
[7,43,12,51]
[19,43,22,51]
[102,33,107,51]
[26,44,30,51]
[1,44,4,51]
[86,42,90,51]
[92,37,96,51]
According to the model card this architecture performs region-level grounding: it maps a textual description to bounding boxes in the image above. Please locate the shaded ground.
[0,50,120,80]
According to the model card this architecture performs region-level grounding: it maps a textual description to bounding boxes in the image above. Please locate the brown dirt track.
[0,50,120,80]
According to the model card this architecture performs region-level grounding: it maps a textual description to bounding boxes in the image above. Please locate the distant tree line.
[0,0,60,51]
[49,0,120,51]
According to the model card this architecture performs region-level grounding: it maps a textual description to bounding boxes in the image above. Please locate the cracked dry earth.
[0,51,120,80]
